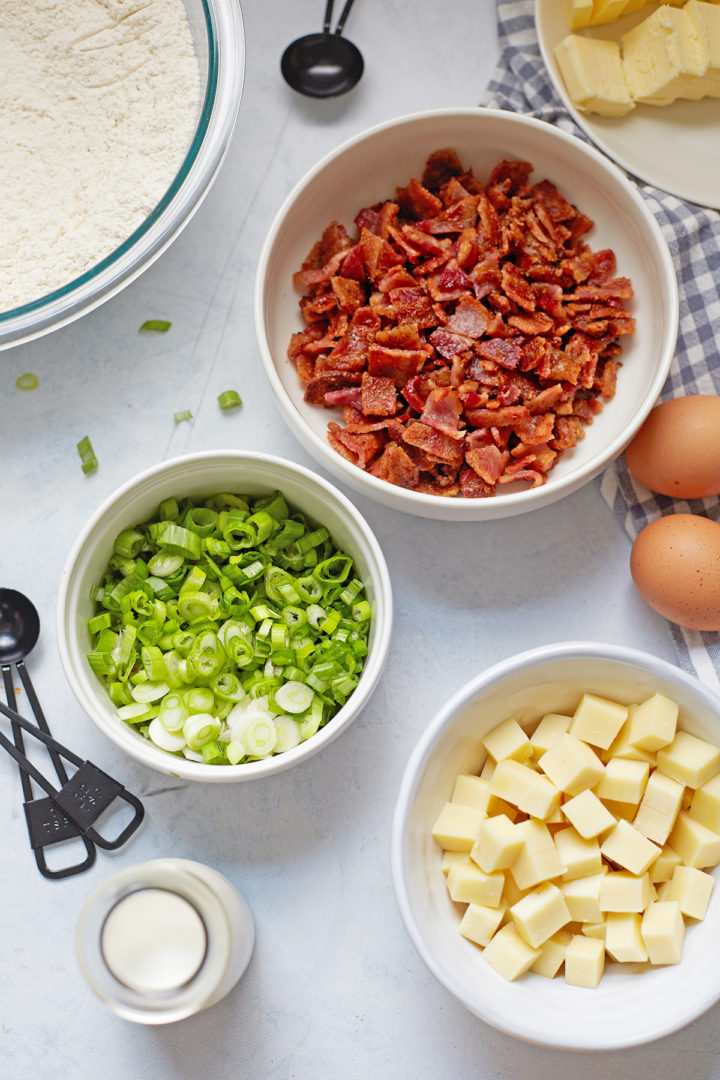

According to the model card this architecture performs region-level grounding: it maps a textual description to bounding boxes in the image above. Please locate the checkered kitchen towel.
[482,0,720,688]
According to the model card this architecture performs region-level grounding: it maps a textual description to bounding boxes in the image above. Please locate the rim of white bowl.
[57,450,393,782]
[254,106,678,520]
[390,640,720,1049]
[0,0,245,351]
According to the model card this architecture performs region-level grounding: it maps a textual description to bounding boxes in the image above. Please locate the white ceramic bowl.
[254,107,677,521]
[57,451,392,782]
[391,641,720,1049]
[0,0,244,350]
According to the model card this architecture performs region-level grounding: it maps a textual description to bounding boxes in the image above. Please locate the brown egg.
[630,514,720,630]
[625,395,720,499]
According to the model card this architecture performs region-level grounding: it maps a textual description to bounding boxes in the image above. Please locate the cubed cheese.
[538,733,605,796]
[596,757,649,805]
[510,882,572,948]
[555,827,603,881]
[432,802,485,851]
[490,759,561,820]
[600,819,661,875]
[689,774,720,832]
[605,912,648,962]
[471,814,524,873]
[582,921,607,940]
[530,929,572,978]
[669,811,720,868]
[563,789,617,839]
[482,923,540,981]
[510,819,564,890]
[627,692,678,751]
[650,844,683,884]
[571,693,628,750]
[441,851,472,876]
[602,715,656,764]
[564,935,605,988]
[458,902,506,947]
[641,901,685,964]
[450,774,492,811]
[599,870,652,912]
[634,770,684,845]
[482,716,533,763]
[561,871,606,923]
[447,861,505,906]
[530,713,572,758]
[657,730,720,788]
[665,865,715,919]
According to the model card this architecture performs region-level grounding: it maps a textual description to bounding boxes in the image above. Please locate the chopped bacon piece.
[369,442,420,488]
[396,177,444,218]
[421,148,465,191]
[459,467,495,498]
[429,328,474,360]
[367,344,428,386]
[445,296,491,338]
[420,388,464,438]
[466,443,509,485]
[475,339,524,370]
[327,423,384,468]
[304,372,362,405]
[361,373,398,417]
[389,286,439,328]
[465,404,530,429]
[424,196,479,235]
[403,422,465,467]
[331,276,366,313]
[324,387,362,409]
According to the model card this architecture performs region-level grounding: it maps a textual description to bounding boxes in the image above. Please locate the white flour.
[0,0,201,313]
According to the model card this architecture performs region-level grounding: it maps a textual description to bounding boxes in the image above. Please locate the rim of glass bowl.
[0,0,245,351]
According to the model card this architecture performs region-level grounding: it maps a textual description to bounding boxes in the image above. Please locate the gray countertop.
[2,1,704,1077]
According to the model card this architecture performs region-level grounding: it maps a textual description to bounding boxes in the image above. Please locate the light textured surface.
[1,0,707,1076]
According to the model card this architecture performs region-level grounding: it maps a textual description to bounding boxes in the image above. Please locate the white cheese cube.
[441,851,472,876]
[447,861,504,906]
[596,757,649,805]
[432,802,485,851]
[641,900,685,964]
[480,757,495,782]
[571,693,628,750]
[531,929,573,978]
[602,711,656,764]
[471,814,524,873]
[530,713,572,758]
[510,882,572,948]
[458,902,506,947]
[502,874,529,909]
[650,844,683,884]
[689,774,720,832]
[605,912,648,962]
[538,733,605,796]
[656,730,720,789]
[582,921,607,940]
[665,865,715,920]
[669,811,720,868]
[564,935,605,988]
[600,870,652,912]
[628,692,678,751]
[510,819,564,890]
[634,770,684,845]
[601,798,637,823]
[555,827,603,881]
[563,789,616,839]
[561,871,606,923]
[489,759,561,820]
[482,923,540,981]
[601,819,661,875]
[482,716,533,763]
[451,774,491,811]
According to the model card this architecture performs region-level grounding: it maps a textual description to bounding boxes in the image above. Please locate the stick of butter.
[622,4,709,104]
[683,0,720,98]
[555,35,635,116]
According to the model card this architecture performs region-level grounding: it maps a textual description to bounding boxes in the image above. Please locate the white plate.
[535,0,720,208]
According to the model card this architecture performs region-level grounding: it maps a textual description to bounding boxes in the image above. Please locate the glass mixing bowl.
[0,0,244,351]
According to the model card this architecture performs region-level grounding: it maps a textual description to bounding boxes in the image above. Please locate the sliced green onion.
[148,716,186,752]
[174,409,193,423]
[274,680,314,715]
[139,319,172,332]
[274,716,302,753]
[16,373,38,391]
[77,435,98,475]
[217,389,242,410]
[183,712,221,751]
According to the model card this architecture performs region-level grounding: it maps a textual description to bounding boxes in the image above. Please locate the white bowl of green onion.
[57,451,393,781]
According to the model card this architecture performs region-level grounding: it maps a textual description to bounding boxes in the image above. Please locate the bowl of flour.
[0,0,244,349]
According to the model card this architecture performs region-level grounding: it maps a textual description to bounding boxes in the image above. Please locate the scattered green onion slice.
[139,320,172,332]
[77,436,98,475]
[16,373,38,391]
[174,410,193,423]
[217,389,242,411]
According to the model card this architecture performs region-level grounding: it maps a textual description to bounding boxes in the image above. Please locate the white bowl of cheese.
[391,641,720,1049]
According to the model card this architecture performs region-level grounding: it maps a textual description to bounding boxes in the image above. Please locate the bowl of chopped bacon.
[254,108,677,521]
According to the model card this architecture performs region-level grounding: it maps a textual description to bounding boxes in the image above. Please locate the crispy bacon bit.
[288,151,635,498]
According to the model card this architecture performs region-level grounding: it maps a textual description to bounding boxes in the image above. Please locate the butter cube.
[530,713,572,758]
[563,0,594,29]
[689,774,720,832]
[571,693,628,750]
[471,814,524,873]
[531,929,573,978]
[482,923,540,981]
[623,5,709,105]
[561,871,606,923]
[669,811,720,868]
[605,912,648,962]
[684,0,720,98]
[447,861,504,906]
[563,789,616,839]
[538,733,605,796]
[432,802,485,851]
[451,774,491,811]
[555,35,635,116]
[641,901,685,964]
[482,716,533,763]
[657,730,720,788]
[458,902,506,947]
[665,865,715,920]
[596,757,649,805]
[634,770,685,845]
[511,819,564,890]
[590,0,630,24]
[510,882,572,948]
[600,870,652,912]
[628,692,678,751]
[490,759,561,820]
[441,851,472,875]
[601,819,661,875]
[555,827,603,881]
[650,844,683,884]
[564,935,605,988]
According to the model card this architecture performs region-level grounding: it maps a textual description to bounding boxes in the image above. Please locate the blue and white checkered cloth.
[482,0,720,688]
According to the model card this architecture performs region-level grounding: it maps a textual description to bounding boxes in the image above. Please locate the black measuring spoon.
[281,0,363,99]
